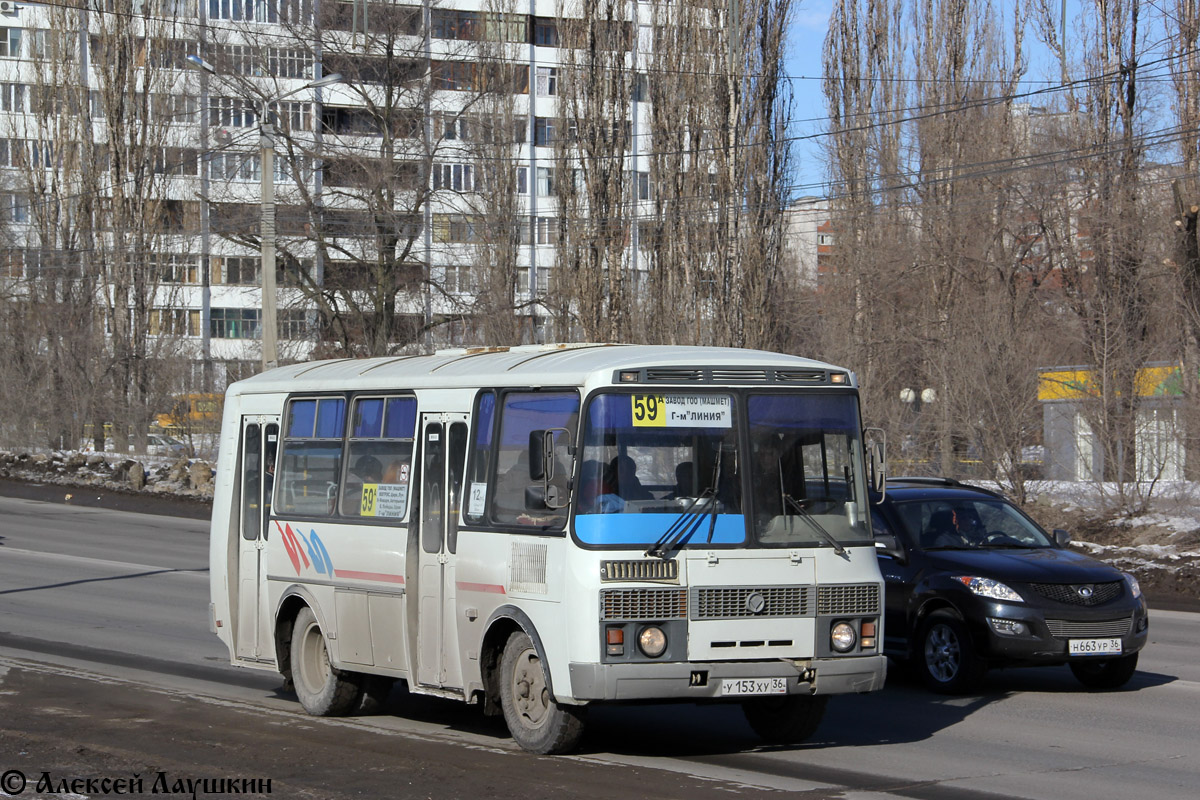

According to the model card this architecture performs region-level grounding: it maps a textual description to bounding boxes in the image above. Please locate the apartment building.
[0,1,657,391]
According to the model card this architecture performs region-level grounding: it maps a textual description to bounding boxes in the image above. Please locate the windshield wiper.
[646,444,730,560]
[782,493,846,556]
[644,491,714,560]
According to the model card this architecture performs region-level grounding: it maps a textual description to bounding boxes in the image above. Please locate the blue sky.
[785,1,834,194]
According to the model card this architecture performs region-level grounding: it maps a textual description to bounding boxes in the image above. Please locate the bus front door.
[415,414,469,689]
[235,416,278,661]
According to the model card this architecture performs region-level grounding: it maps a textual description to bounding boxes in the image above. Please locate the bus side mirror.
[528,430,551,480]
[525,484,565,510]
[865,428,887,500]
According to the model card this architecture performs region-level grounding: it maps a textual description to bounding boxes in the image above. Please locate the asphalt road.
[1,494,1198,799]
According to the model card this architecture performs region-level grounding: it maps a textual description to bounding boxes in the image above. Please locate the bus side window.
[341,395,417,520]
[489,390,579,528]
[463,390,496,525]
[276,397,345,517]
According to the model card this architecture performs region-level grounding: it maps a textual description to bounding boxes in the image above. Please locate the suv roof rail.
[887,476,962,486]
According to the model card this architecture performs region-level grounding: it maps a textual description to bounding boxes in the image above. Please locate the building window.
[443,265,473,293]
[432,214,480,244]
[433,163,476,193]
[0,193,28,223]
[267,100,311,131]
[516,166,528,194]
[208,151,260,182]
[150,308,199,337]
[209,96,258,128]
[635,171,653,201]
[210,307,261,339]
[156,253,200,284]
[267,47,311,79]
[536,66,558,97]
[817,233,834,246]
[535,217,559,245]
[536,167,555,197]
[221,256,261,285]
[0,29,21,59]
[534,117,555,147]
[533,17,558,47]
[0,82,24,112]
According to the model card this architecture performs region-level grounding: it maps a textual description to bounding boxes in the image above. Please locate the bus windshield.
[574,391,871,549]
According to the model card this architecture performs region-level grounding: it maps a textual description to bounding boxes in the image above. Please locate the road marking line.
[0,547,207,578]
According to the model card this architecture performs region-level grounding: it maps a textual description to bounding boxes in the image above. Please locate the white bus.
[209,344,887,753]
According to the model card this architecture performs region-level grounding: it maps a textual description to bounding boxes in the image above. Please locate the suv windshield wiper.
[644,491,714,559]
[782,493,846,556]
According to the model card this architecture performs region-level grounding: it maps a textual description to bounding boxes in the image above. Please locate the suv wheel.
[917,610,985,694]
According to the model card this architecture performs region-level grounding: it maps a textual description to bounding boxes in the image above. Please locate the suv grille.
[818,584,880,615]
[601,588,687,620]
[691,586,811,619]
[1045,617,1132,638]
[1029,581,1123,606]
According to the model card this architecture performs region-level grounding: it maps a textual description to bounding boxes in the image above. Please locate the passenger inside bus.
[611,454,653,501]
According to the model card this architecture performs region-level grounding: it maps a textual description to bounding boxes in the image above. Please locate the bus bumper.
[567,655,886,702]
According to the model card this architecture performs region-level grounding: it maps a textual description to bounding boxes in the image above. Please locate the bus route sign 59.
[631,394,732,428]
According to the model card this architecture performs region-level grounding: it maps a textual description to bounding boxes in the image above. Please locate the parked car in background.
[871,477,1148,693]
[147,434,189,458]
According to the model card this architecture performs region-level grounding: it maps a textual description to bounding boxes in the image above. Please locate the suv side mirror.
[1053,529,1071,548]
[874,533,905,561]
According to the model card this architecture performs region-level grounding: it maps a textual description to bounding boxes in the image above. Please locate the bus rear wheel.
[742,694,828,744]
[291,606,360,716]
[499,630,586,754]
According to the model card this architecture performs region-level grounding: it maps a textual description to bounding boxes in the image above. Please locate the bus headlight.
[831,621,857,652]
[638,626,668,658]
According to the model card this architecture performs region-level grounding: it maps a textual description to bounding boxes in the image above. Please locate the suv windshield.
[573,390,871,549]
[893,497,1054,550]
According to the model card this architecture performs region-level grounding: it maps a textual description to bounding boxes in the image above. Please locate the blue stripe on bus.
[574,513,746,545]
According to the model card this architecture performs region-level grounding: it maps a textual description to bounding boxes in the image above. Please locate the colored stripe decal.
[457,581,507,594]
[333,570,405,584]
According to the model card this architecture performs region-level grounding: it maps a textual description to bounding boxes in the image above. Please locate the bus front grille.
[601,588,687,620]
[600,559,679,583]
[817,584,881,615]
[691,586,811,619]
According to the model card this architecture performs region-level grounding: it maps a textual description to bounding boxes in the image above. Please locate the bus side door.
[415,414,469,689]
[235,416,279,662]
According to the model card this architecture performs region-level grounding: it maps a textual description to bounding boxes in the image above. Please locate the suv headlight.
[956,576,1023,602]
[1124,572,1142,599]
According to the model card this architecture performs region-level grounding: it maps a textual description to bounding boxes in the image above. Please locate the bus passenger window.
[341,395,417,520]
[276,397,345,517]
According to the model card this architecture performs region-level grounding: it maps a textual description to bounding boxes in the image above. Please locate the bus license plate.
[720,678,788,696]
[1069,638,1122,656]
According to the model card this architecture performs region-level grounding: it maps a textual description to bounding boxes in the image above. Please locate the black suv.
[871,477,1149,693]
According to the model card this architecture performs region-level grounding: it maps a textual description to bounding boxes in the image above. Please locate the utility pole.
[260,120,279,371]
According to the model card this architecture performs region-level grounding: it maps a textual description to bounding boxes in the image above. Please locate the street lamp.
[186,55,343,371]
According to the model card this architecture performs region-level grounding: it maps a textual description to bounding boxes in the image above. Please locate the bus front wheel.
[291,606,360,716]
[499,630,586,754]
[742,694,828,744]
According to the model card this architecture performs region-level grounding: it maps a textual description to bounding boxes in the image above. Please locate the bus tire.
[742,694,828,744]
[290,606,359,716]
[499,630,585,754]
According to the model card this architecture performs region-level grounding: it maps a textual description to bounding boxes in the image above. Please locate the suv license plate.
[1069,638,1122,656]
[720,678,788,696]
